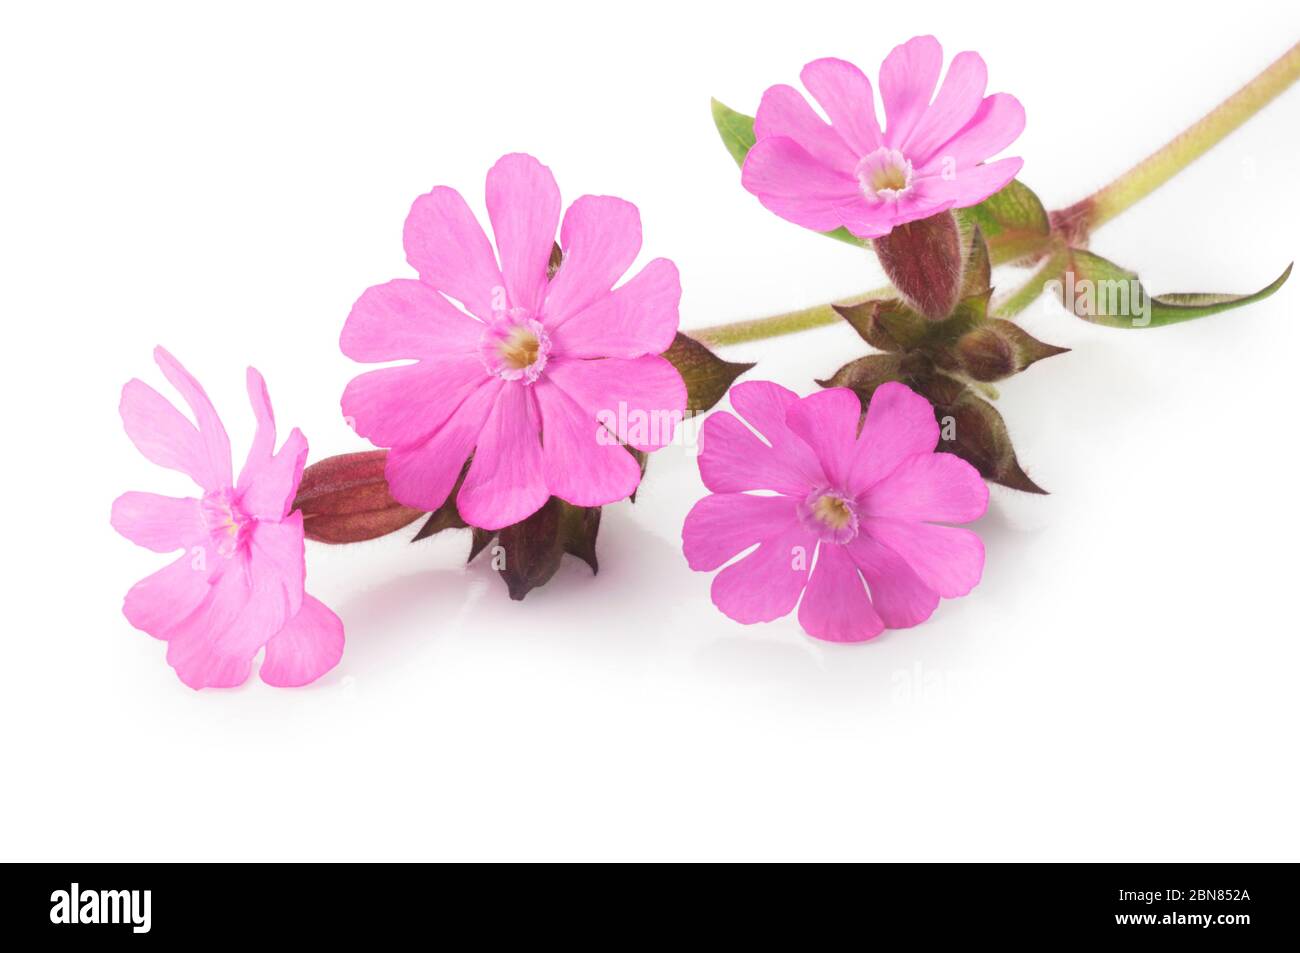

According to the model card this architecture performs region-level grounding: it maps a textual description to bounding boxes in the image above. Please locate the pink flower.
[111,348,344,689]
[682,381,988,642]
[341,153,687,531]
[741,36,1025,239]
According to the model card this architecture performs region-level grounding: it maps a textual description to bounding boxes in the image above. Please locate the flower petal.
[741,136,862,232]
[260,594,345,687]
[111,492,203,554]
[753,82,859,173]
[340,279,484,363]
[164,570,256,689]
[384,378,503,511]
[545,355,685,452]
[535,379,642,508]
[830,197,897,239]
[548,258,679,359]
[783,387,862,489]
[207,515,305,659]
[797,543,883,642]
[543,195,642,325]
[847,534,940,629]
[916,157,1023,211]
[167,640,254,690]
[682,493,800,572]
[485,153,560,316]
[153,347,233,489]
[927,93,1025,169]
[879,35,944,149]
[798,57,883,156]
[699,380,824,495]
[249,512,306,617]
[237,368,308,520]
[403,185,504,321]
[341,356,489,451]
[122,551,213,640]
[859,452,988,523]
[710,518,815,624]
[845,382,940,495]
[875,183,958,229]
[456,383,549,530]
[903,50,988,166]
[119,379,211,486]
[863,517,984,598]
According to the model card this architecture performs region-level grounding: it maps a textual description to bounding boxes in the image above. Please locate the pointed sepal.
[662,332,754,415]
[914,374,1047,494]
[492,498,603,601]
[833,298,928,353]
[816,352,908,392]
[955,319,1070,382]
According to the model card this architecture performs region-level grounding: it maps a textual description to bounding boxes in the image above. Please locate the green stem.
[690,285,889,348]
[1082,39,1300,231]
[992,247,1068,320]
[689,40,1300,348]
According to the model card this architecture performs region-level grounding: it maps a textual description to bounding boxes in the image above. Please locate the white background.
[3,1,1298,861]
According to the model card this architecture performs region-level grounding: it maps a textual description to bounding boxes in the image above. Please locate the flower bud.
[872,211,963,320]
[914,374,1047,494]
[473,497,602,601]
[955,320,1069,382]
[293,450,423,543]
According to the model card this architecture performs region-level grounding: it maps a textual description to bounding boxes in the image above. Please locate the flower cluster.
[115,31,1296,683]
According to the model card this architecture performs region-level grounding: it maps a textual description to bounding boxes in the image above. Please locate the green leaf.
[710,97,862,247]
[710,98,756,168]
[956,179,1051,264]
[1055,251,1292,328]
[662,332,754,415]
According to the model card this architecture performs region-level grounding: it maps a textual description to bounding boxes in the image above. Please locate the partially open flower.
[341,153,687,532]
[682,380,987,642]
[111,348,344,689]
[741,35,1024,239]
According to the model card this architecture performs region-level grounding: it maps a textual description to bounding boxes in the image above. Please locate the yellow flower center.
[812,493,855,531]
[499,326,541,371]
[870,164,909,194]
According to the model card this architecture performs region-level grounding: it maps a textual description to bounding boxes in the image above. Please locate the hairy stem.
[690,285,889,348]
[993,248,1068,320]
[1076,39,1300,231]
